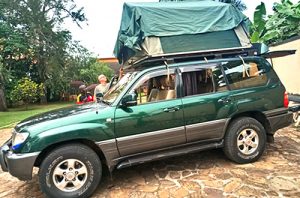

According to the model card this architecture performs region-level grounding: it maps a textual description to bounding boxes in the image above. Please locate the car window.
[222,59,268,90]
[129,72,176,105]
[182,65,227,97]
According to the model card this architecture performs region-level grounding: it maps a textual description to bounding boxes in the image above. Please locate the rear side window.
[222,59,268,90]
[182,65,227,97]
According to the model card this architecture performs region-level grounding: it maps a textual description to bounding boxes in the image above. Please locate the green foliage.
[0,0,116,108]
[79,59,114,84]
[264,0,300,44]
[0,0,87,104]
[0,22,30,59]
[251,0,300,44]
[10,77,44,108]
[61,45,114,86]
[250,2,267,43]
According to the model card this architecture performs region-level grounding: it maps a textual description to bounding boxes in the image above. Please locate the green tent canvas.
[114,1,251,65]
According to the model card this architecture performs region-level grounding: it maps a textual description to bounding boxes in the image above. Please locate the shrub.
[10,77,44,109]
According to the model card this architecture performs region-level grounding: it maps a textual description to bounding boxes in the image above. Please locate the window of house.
[222,60,268,90]
[182,66,227,97]
[129,72,177,105]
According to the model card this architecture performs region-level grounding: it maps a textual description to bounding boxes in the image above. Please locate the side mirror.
[121,94,137,107]
[96,93,103,102]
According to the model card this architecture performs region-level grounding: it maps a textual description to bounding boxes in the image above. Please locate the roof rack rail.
[128,46,259,68]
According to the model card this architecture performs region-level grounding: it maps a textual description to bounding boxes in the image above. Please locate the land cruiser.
[0,47,294,197]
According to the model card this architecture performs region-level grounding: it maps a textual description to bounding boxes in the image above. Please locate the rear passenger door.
[180,64,235,142]
[221,58,272,112]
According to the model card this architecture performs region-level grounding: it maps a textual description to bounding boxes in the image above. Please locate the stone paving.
[0,126,300,198]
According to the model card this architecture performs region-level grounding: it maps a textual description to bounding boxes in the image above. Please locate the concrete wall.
[270,37,300,95]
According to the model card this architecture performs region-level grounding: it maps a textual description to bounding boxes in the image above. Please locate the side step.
[116,140,224,169]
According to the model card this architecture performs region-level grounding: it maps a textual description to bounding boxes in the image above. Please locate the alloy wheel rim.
[52,159,88,192]
[237,128,259,155]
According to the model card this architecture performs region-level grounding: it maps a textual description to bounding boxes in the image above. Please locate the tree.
[1,0,86,104]
[264,0,300,44]
[10,77,44,110]
[79,59,114,85]
[0,59,7,111]
[0,18,34,109]
[250,2,267,43]
[251,0,300,45]
[41,44,114,101]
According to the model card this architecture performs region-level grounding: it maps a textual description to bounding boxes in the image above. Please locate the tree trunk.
[37,56,47,104]
[0,71,8,111]
[0,87,7,111]
[40,84,47,104]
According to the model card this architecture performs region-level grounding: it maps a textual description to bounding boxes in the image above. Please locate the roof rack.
[127,46,258,69]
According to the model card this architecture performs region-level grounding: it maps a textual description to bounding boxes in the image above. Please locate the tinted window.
[182,66,227,97]
[222,59,268,90]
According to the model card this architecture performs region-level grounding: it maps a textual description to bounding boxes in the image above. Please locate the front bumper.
[0,140,40,181]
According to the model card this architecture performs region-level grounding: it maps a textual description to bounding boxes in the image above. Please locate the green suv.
[0,54,293,197]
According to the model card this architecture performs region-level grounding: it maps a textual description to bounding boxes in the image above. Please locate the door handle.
[163,107,180,113]
[218,97,231,104]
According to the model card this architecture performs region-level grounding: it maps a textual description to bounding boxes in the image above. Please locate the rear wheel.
[39,144,102,198]
[223,117,266,164]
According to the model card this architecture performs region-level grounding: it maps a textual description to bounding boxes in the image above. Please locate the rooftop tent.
[114,1,251,65]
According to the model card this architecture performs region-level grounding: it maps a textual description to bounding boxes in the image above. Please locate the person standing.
[94,74,109,101]
[76,85,93,104]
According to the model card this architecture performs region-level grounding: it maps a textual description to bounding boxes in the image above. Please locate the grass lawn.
[0,102,74,129]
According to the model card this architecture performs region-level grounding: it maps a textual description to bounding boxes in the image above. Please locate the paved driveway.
[0,127,300,198]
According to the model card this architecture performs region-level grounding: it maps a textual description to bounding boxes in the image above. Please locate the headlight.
[12,131,29,150]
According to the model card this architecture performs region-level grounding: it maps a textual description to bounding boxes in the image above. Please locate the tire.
[223,117,266,164]
[39,143,102,198]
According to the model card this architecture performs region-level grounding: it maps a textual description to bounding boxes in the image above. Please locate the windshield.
[103,72,138,104]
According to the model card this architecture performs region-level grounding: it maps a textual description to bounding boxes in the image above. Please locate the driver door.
[114,69,186,156]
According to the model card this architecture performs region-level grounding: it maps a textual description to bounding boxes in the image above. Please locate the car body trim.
[116,126,186,156]
[185,119,228,142]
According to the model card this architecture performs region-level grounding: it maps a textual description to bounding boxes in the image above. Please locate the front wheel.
[223,117,266,164]
[39,144,102,198]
